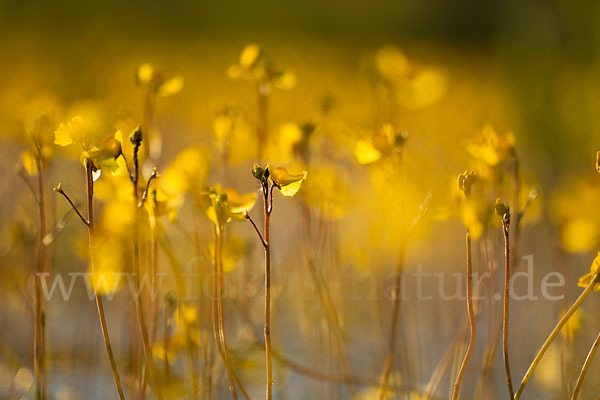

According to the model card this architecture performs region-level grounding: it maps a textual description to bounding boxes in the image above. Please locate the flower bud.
[130,125,143,146]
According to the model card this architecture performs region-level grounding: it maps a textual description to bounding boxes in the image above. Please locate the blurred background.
[1,0,600,399]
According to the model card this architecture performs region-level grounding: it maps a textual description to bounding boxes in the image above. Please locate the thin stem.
[571,329,600,400]
[85,160,126,400]
[515,273,600,399]
[246,212,267,248]
[34,156,46,400]
[138,168,158,208]
[132,148,163,400]
[217,229,251,400]
[263,183,273,400]
[149,192,159,348]
[54,186,89,226]
[378,243,406,400]
[502,223,514,399]
[212,228,239,399]
[452,227,476,400]
[119,152,135,183]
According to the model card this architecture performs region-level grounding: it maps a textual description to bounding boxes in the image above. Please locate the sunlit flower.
[255,164,307,197]
[466,125,515,167]
[202,184,257,230]
[54,115,124,178]
[160,146,210,198]
[136,63,184,97]
[372,45,448,110]
[228,43,296,93]
[354,123,408,165]
[302,165,351,218]
[551,176,600,253]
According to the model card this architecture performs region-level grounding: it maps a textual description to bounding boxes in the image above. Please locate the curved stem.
[502,224,514,399]
[214,227,251,399]
[515,273,600,399]
[85,160,126,400]
[452,228,476,400]
[571,329,600,400]
[378,244,406,399]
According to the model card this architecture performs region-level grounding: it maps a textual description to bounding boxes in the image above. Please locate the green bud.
[457,170,477,197]
[252,164,264,180]
[130,125,143,146]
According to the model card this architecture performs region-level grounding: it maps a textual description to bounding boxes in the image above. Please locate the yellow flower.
[203,185,257,229]
[160,146,210,197]
[54,115,124,177]
[302,165,351,218]
[466,125,515,166]
[578,252,600,291]
[20,151,38,176]
[375,46,410,82]
[551,176,600,253]
[269,166,307,197]
[228,43,296,92]
[136,63,184,97]
[373,45,447,109]
[353,123,407,165]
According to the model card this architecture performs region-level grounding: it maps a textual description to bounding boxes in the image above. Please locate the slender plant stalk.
[131,146,163,400]
[501,220,514,399]
[33,154,46,400]
[84,159,126,400]
[247,177,275,399]
[515,273,600,399]
[212,227,247,400]
[263,184,273,400]
[212,228,238,398]
[451,227,476,400]
[571,329,600,400]
[378,244,406,399]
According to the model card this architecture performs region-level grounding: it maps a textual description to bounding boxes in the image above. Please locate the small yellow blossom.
[269,166,307,197]
[203,185,257,229]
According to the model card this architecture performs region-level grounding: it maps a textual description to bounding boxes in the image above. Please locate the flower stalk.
[495,199,514,399]
[452,171,478,400]
[571,329,600,400]
[514,272,600,399]
[57,160,126,400]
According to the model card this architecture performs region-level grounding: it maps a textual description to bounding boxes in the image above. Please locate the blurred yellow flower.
[551,176,600,253]
[373,45,447,110]
[54,113,123,177]
[375,46,410,82]
[160,146,210,197]
[20,151,38,175]
[203,184,257,229]
[228,43,296,92]
[466,125,515,166]
[302,165,351,218]
[136,63,184,97]
[353,123,407,165]
[212,106,257,162]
